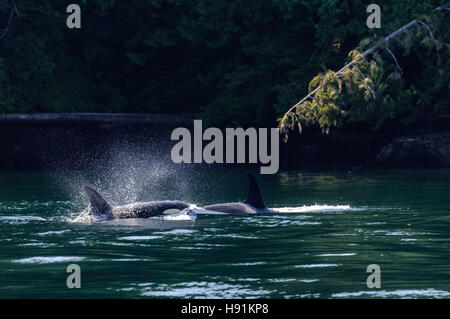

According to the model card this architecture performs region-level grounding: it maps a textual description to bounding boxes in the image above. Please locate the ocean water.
[1,169,450,298]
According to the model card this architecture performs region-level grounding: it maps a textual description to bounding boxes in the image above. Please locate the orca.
[73,186,194,223]
[202,172,274,214]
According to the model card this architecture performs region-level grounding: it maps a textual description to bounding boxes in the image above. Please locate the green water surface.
[1,169,450,298]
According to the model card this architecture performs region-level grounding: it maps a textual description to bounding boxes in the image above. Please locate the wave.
[12,256,85,264]
[332,288,450,298]
[0,215,47,224]
[272,204,354,213]
[193,204,356,215]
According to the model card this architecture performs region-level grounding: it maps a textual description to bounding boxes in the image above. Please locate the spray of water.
[48,136,207,221]
[44,135,358,221]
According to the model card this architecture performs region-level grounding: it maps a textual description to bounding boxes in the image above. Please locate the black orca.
[202,172,273,214]
[73,186,193,222]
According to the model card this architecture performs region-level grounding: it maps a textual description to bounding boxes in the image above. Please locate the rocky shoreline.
[376,133,450,168]
[281,128,450,170]
[1,113,449,170]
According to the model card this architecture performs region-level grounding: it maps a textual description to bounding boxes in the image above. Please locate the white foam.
[268,278,297,283]
[19,242,57,248]
[37,230,70,236]
[12,256,85,264]
[161,213,196,221]
[138,281,273,298]
[316,253,356,257]
[117,235,163,241]
[295,263,341,268]
[154,229,197,235]
[300,279,320,283]
[232,262,266,266]
[273,205,353,213]
[0,215,47,223]
[332,288,450,298]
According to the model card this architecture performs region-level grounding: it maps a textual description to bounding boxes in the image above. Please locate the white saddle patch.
[162,208,182,215]
[161,206,197,221]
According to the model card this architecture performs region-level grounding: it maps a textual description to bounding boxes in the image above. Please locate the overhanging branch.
[280,3,450,138]
[0,0,20,40]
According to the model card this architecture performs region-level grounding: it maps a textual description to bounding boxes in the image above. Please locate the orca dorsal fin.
[244,172,265,209]
[83,186,112,216]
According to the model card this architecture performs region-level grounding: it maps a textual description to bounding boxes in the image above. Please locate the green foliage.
[281,5,450,136]
[0,0,448,133]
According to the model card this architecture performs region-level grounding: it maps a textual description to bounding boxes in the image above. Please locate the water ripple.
[12,256,85,264]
